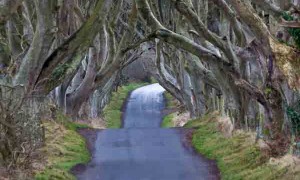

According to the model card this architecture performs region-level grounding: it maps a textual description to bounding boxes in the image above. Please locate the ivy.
[282,12,294,21]
[282,12,300,49]
[286,100,300,135]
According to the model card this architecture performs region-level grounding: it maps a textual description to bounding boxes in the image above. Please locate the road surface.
[74,83,220,180]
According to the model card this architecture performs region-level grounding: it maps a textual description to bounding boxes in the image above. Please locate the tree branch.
[280,18,300,28]
[34,0,110,93]
[250,0,284,18]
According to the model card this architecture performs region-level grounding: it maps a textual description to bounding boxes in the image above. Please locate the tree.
[135,0,300,149]
[1,0,300,166]
[0,0,143,165]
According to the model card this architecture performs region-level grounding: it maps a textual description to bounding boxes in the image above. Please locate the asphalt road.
[75,83,220,180]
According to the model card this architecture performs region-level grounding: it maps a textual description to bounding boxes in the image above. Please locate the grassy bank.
[161,92,178,128]
[161,113,175,128]
[35,113,90,180]
[103,82,147,128]
[185,113,299,180]
[162,92,175,128]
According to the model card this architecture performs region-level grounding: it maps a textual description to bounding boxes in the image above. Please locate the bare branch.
[280,18,300,28]
[250,0,284,18]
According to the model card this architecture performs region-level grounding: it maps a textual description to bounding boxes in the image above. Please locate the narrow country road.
[74,83,220,180]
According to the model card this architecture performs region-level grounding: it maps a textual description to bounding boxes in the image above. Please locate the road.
[75,83,220,180]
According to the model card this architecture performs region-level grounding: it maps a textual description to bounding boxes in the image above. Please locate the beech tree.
[0,0,300,167]
[135,0,300,150]
[0,0,143,165]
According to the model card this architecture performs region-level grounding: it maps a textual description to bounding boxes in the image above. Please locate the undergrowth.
[103,82,148,128]
[185,113,296,180]
[35,112,90,180]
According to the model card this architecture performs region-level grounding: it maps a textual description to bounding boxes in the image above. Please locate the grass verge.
[185,113,298,180]
[161,92,177,128]
[161,113,175,128]
[103,82,148,128]
[35,112,90,180]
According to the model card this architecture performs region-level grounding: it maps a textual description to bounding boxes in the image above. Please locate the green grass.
[161,92,177,128]
[103,82,148,128]
[161,113,175,128]
[35,113,90,180]
[56,111,90,130]
[185,113,291,180]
